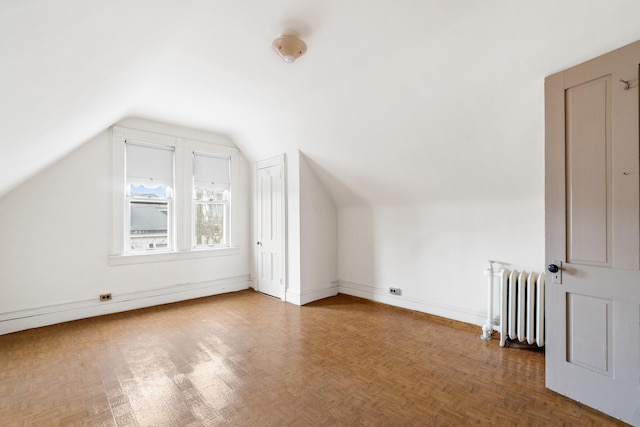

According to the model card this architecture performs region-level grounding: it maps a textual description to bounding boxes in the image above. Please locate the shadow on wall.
[300,153,370,207]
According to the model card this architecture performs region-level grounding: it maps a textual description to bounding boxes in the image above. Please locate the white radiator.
[498,269,545,347]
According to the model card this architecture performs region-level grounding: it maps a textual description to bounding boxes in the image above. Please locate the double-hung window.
[193,153,230,248]
[111,124,239,264]
[125,142,174,253]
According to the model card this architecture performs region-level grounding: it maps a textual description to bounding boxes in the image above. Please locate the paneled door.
[255,155,286,300]
[545,40,640,425]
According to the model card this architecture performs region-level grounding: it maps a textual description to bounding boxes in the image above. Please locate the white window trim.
[110,126,240,266]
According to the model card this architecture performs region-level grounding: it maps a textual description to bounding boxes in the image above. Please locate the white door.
[545,40,640,425]
[256,155,286,300]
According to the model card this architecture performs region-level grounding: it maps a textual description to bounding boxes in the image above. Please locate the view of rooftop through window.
[129,198,169,251]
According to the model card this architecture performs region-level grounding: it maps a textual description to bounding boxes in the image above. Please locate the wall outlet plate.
[99,293,112,302]
[389,287,402,296]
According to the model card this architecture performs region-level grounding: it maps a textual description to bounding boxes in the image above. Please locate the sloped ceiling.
[2,0,640,204]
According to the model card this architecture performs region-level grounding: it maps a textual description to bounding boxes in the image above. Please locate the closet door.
[256,155,286,300]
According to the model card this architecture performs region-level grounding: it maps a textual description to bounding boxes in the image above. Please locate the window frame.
[192,151,231,250]
[124,141,175,254]
[110,126,239,265]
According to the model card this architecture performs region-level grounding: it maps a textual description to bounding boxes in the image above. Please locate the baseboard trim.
[337,280,486,327]
[286,282,339,306]
[0,275,250,335]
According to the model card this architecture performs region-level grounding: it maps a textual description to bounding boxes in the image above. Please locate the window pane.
[194,202,225,246]
[129,184,170,198]
[129,200,170,252]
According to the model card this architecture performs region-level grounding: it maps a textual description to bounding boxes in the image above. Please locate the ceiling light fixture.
[272,35,307,63]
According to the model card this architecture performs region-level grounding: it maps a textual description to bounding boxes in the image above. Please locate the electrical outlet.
[99,293,112,302]
[389,287,402,296]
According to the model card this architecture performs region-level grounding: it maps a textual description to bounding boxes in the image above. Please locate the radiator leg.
[481,265,494,340]
[481,323,493,340]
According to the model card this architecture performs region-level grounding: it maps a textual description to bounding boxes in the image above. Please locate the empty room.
[1,1,639,425]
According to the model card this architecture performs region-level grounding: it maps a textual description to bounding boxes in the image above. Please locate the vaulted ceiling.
[2,0,640,204]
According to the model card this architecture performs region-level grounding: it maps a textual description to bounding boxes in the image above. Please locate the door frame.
[254,154,288,300]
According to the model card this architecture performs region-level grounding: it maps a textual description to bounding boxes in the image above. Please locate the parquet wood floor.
[0,290,628,426]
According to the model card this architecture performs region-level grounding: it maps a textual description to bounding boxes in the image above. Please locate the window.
[110,125,239,264]
[125,142,174,253]
[193,153,230,248]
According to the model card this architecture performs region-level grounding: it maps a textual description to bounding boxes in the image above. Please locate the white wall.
[338,196,544,326]
[267,147,543,327]
[299,153,339,303]
[0,115,542,333]
[284,150,301,303]
[282,151,339,305]
[0,119,251,334]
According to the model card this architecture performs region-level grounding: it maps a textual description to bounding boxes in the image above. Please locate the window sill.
[109,247,241,266]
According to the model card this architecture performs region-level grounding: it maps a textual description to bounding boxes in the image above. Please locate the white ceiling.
[2,0,640,204]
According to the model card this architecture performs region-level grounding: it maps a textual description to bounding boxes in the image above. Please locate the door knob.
[257,241,262,246]
[547,264,559,273]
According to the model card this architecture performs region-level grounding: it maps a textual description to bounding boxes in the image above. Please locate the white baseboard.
[0,275,250,335]
[337,280,486,327]
[286,282,339,306]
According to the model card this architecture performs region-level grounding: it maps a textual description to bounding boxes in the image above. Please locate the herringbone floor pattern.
[0,290,627,426]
